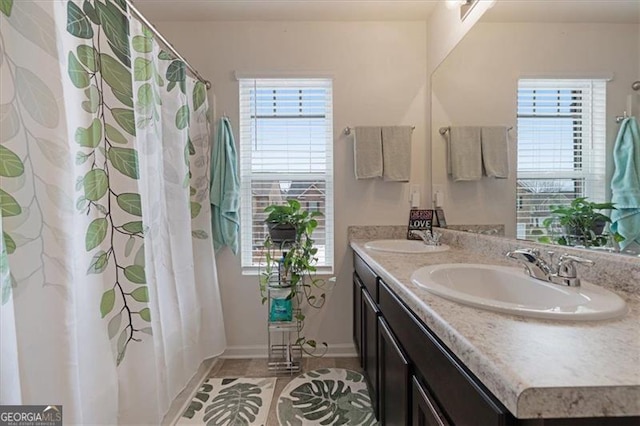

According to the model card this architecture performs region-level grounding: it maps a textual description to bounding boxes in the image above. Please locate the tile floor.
[207,357,362,426]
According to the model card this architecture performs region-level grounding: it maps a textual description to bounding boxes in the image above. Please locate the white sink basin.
[410,263,627,321]
[365,240,450,254]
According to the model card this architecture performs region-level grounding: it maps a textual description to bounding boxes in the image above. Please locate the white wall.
[154,21,428,355]
[431,22,640,237]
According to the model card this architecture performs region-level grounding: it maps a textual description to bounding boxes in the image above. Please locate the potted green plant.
[264,199,321,244]
[539,197,619,247]
[259,199,328,356]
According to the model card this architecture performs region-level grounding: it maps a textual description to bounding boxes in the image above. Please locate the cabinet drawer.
[354,253,378,301]
[379,280,510,426]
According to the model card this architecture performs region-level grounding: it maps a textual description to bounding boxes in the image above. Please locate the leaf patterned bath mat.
[178,377,276,425]
[277,368,377,425]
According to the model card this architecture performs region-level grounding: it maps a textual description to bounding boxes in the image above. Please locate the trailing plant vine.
[259,200,329,357]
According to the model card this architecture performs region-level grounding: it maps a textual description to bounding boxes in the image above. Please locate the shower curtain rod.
[125,0,212,90]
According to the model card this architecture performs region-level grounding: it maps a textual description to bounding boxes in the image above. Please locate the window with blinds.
[516,79,606,240]
[239,78,334,273]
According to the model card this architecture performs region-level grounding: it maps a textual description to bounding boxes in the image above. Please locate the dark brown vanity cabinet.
[378,279,510,426]
[378,316,410,426]
[411,376,449,426]
[352,252,640,426]
[354,253,381,417]
[353,253,509,426]
[362,284,380,417]
[353,274,363,365]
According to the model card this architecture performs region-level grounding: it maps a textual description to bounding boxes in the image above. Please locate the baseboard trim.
[221,343,357,359]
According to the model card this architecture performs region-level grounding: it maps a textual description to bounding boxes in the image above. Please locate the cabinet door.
[362,287,380,418]
[378,317,410,426]
[353,274,363,366]
[378,281,510,426]
[412,376,449,426]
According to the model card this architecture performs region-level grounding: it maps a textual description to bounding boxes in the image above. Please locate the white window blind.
[516,79,606,240]
[239,78,334,274]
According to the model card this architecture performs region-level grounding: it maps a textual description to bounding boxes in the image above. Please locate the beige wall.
[422,1,494,212]
[431,22,640,237]
[636,24,640,118]
[154,21,428,355]
[426,0,495,77]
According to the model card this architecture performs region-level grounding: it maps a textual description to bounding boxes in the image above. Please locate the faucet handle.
[558,254,594,266]
[556,254,594,282]
[506,248,537,262]
[546,251,556,266]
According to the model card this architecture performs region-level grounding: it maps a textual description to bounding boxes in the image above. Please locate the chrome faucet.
[505,248,594,287]
[410,230,442,246]
[505,248,553,281]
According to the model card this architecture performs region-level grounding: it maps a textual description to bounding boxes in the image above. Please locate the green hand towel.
[610,117,640,250]
[210,117,240,254]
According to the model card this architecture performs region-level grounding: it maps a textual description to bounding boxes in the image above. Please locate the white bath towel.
[382,126,412,182]
[354,126,383,179]
[448,126,482,181]
[481,126,509,178]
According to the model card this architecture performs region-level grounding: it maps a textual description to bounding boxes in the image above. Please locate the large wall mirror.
[431,0,640,256]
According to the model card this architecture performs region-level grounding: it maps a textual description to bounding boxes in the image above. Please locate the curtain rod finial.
[205,81,212,90]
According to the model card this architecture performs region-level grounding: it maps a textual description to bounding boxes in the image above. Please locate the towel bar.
[344,126,415,135]
[439,126,513,136]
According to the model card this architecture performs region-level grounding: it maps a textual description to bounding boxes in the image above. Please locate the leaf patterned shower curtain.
[0,1,226,423]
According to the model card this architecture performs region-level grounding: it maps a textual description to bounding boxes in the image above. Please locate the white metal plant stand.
[266,282,302,373]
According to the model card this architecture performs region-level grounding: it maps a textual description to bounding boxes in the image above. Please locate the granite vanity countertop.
[350,240,640,419]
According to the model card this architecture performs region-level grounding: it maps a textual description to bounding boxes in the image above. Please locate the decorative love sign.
[407,209,434,240]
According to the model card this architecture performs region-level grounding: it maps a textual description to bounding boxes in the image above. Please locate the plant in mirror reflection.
[539,197,624,248]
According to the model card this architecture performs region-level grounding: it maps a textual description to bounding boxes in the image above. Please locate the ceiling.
[131,0,439,22]
[132,0,640,24]
[482,0,640,24]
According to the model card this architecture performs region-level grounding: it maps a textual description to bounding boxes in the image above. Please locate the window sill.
[241,265,335,277]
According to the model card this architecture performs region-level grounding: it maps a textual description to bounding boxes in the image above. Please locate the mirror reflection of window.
[516,79,607,241]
